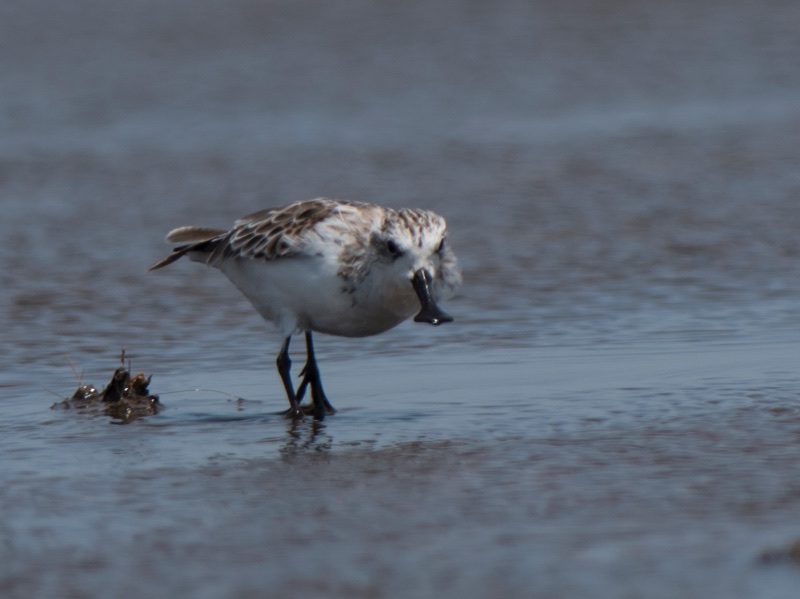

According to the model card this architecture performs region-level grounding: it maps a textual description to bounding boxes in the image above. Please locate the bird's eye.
[436,238,446,254]
[386,239,402,257]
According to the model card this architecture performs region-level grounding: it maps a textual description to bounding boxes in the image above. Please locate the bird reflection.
[280,418,332,459]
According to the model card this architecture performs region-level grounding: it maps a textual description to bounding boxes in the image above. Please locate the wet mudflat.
[2,0,800,597]
[5,338,800,598]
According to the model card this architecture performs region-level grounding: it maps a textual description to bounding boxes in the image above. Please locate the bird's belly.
[306,300,412,338]
[221,258,417,338]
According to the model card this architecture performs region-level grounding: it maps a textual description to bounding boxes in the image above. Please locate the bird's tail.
[148,226,227,271]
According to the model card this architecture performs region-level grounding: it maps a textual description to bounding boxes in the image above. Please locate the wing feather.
[150,198,352,270]
[227,198,344,261]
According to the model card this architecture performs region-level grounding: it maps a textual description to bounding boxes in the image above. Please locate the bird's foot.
[296,367,336,420]
[280,405,304,420]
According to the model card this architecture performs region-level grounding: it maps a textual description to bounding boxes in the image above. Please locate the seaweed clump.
[54,351,160,424]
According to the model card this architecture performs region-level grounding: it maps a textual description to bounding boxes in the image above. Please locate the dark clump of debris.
[53,350,160,424]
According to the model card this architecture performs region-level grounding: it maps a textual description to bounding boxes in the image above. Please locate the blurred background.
[2,0,799,374]
[2,1,800,597]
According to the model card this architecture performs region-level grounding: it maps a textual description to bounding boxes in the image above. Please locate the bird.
[149,198,461,420]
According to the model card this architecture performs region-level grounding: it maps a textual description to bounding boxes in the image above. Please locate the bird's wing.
[149,198,349,270]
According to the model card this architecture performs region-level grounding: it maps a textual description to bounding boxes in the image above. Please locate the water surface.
[2,0,800,597]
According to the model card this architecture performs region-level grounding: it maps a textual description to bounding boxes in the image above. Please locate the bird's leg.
[276,336,302,419]
[296,331,336,420]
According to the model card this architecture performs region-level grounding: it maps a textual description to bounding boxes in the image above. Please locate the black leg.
[296,331,336,420]
[276,336,302,419]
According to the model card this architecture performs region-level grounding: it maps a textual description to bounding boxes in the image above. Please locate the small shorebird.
[150,198,461,420]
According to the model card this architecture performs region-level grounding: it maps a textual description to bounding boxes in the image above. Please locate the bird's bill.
[411,269,454,325]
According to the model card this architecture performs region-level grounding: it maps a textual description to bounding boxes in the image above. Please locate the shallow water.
[3,0,800,597]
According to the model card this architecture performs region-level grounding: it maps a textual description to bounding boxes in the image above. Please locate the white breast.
[219,256,417,338]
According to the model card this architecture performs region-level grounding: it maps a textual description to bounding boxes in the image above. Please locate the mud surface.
[2,0,800,597]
